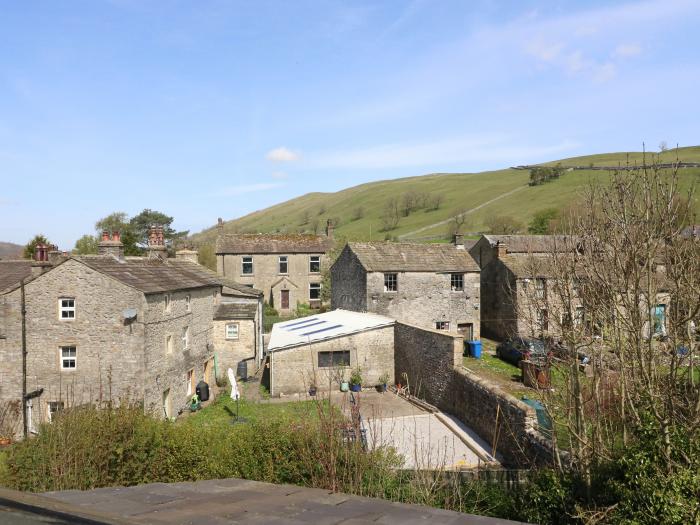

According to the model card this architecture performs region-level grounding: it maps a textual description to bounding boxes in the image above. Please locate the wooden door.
[458,323,473,341]
[281,289,290,309]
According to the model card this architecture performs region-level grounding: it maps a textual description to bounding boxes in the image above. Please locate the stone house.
[330,241,481,339]
[212,280,264,376]
[216,222,334,314]
[265,310,395,396]
[0,230,259,437]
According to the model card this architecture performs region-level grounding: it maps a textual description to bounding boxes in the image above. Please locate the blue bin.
[470,340,482,359]
[522,397,552,437]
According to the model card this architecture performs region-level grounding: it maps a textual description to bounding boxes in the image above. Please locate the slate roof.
[77,256,222,293]
[346,242,480,272]
[214,303,258,320]
[482,235,578,253]
[220,279,263,298]
[498,254,569,278]
[216,234,332,254]
[0,260,33,293]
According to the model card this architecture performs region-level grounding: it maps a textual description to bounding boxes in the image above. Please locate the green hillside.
[191,146,700,245]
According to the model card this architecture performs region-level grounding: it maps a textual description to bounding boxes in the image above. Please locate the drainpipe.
[21,280,27,439]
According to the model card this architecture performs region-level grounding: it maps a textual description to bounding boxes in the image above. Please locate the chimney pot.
[112,231,121,242]
[102,231,110,241]
[453,234,464,249]
[147,225,167,259]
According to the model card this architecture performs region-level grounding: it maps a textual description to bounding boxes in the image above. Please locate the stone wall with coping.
[270,325,394,396]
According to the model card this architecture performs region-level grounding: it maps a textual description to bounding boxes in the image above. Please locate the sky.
[1,0,698,248]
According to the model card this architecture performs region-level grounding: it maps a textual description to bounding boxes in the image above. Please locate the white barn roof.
[267,309,395,352]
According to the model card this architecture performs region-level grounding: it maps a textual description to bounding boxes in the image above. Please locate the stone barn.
[265,310,395,396]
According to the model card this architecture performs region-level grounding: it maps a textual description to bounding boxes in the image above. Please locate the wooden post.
[21,279,27,439]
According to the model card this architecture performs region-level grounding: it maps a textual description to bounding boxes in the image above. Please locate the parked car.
[496,337,549,366]
[549,340,590,365]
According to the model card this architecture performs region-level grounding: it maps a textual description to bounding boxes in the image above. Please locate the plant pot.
[340,381,349,392]
[0,437,11,446]
[308,387,317,396]
[350,383,362,392]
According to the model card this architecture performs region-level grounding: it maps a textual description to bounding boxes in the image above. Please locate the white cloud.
[219,183,284,196]
[305,135,580,170]
[266,147,301,162]
[271,171,288,180]
[614,43,642,58]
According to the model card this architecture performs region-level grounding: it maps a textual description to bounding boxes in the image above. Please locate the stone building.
[213,280,264,376]
[265,310,395,396]
[0,229,259,437]
[330,242,481,339]
[216,222,334,314]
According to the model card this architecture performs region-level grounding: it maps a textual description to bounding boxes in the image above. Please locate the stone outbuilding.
[330,242,481,339]
[216,223,334,314]
[265,310,395,396]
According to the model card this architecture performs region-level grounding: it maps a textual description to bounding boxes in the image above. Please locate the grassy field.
[190,146,700,245]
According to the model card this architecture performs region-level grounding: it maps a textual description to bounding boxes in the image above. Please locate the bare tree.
[429,194,444,211]
[380,197,401,231]
[448,208,468,236]
[351,207,364,221]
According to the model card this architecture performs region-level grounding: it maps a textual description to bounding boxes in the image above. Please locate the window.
[164,294,172,312]
[225,323,239,340]
[48,401,64,422]
[242,256,253,275]
[535,278,546,299]
[185,294,191,312]
[60,346,76,370]
[309,255,321,273]
[435,321,450,330]
[653,304,667,335]
[318,350,350,368]
[278,256,288,274]
[309,283,321,300]
[59,298,75,320]
[186,369,194,396]
[182,326,189,349]
[165,334,173,354]
[450,273,464,292]
[384,273,397,292]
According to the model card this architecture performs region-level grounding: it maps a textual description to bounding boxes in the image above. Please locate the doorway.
[458,323,474,341]
[281,289,290,309]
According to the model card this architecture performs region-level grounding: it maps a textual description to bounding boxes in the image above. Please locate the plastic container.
[195,381,210,402]
[236,360,248,381]
[470,340,482,359]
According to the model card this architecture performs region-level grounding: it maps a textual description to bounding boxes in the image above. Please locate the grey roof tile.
[216,234,333,254]
[347,242,479,272]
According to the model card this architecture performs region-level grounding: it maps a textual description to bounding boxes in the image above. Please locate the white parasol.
[228,367,240,400]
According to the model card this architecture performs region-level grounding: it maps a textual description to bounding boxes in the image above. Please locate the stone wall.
[212,318,256,377]
[270,325,394,396]
[394,321,555,467]
[330,246,367,312]
[217,253,325,312]
[366,271,480,337]
[480,260,518,340]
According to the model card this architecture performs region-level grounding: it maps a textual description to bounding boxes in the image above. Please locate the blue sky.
[1,0,698,248]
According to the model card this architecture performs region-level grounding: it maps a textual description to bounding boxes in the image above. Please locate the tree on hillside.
[299,210,310,226]
[73,235,98,255]
[351,207,364,221]
[484,215,523,234]
[380,197,401,231]
[428,194,444,211]
[197,244,217,271]
[448,208,468,236]
[528,208,559,234]
[23,234,51,259]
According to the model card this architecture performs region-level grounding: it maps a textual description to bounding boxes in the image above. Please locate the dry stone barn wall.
[330,248,368,312]
[212,318,256,377]
[270,325,394,396]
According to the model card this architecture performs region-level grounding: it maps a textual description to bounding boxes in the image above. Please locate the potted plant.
[349,367,363,392]
[377,372,389,393]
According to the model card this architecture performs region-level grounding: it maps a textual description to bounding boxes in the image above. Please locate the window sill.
[225,338,240,341]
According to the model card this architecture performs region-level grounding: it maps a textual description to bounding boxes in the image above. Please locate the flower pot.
[340,381,349,392]
[350,383,362,392]
[0,437,11,446]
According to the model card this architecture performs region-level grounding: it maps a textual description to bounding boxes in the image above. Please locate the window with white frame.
[384,273,397,292]
[59,298,75,320]
[535,278,546,299]
[164,293,172,312]
[186,369,194,396]
[185,294,191,312]
[309,255,321,273]
[225,323,239,340]
[450,273,464,292]
[435,321,450,330]
[309,282,321,300]
[242,256,253,274]
[165,334,173,354]
[48,401,64,422]
[60,346,76,370]
[182,326,189,349]
[278,255,288,274]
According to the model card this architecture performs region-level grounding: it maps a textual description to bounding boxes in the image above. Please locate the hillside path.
[398,184,527,239]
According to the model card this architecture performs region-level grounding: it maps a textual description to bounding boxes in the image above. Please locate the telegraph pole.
[21,279,27,438]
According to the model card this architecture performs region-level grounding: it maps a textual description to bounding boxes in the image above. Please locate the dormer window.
[59,298,75,320]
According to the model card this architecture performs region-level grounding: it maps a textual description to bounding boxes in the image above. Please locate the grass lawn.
[181,394,325,431]
[462,338,531,398]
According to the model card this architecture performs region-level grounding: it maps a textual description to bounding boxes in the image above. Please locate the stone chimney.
[98,230,124,259]
[47,245,66,265]
[147,225,167,259]
[217,218,224,230]
[453,234,464,250]
[30,261,51,277]
[495,241,508,259]
[325,219,334,238]
[175,249,199,264]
